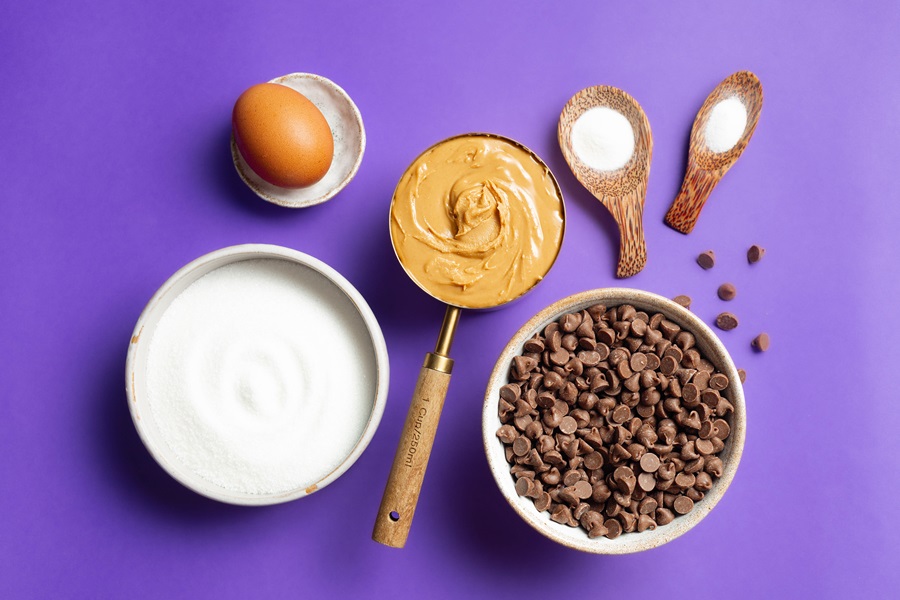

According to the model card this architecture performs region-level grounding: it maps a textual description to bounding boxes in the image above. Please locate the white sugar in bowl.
[126,244,389,505]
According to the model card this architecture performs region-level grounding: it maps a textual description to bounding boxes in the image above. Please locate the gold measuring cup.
[372,133,565,547]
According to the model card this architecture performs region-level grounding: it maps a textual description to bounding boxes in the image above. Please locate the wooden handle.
[607,189,647,278]
[372,359,452,548]
[665,163,722,234]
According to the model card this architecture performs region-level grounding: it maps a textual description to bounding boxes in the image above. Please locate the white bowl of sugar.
[126,244,389,505]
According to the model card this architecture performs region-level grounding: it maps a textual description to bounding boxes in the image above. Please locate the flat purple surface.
[1,2,897,597]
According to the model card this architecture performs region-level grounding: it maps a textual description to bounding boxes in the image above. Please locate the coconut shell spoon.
[558,86,652,278]
[665,71,763,234]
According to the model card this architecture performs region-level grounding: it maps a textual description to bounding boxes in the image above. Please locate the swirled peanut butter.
[390,134,564,309]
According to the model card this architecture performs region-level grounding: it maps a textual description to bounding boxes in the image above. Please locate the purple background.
[2,1,897,597]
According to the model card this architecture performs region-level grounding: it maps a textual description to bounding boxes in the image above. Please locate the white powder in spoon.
[570,106,635,171]
[145,259,377,495]
[704,97,747,153]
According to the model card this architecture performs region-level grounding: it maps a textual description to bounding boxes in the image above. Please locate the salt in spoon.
[665,71,763,234]
[558,86,652,278]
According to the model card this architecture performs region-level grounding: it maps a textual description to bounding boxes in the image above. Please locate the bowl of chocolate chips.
[482,288,745,553]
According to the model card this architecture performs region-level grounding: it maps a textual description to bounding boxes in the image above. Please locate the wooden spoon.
[665,71,763,234]
[559,86,652,278]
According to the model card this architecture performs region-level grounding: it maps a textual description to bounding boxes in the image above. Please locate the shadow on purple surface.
[351,206,444,333]
[433,413,610,576]
[206,124,322,219]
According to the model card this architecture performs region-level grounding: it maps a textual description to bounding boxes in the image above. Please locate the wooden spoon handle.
[665,164,722,234]
[372,359,452,548]
[607,190,647,278]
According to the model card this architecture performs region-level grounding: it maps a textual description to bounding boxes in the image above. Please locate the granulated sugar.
[704,97,747,153]
[145,258,377,495]
[570,106,635,171]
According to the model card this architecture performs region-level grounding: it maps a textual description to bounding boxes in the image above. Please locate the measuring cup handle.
[373,358,452,548]
[665,163,722,234]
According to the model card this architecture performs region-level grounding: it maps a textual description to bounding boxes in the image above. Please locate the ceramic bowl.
[126,244,388,505]
[231,73,365,208]
[482,288,746,553]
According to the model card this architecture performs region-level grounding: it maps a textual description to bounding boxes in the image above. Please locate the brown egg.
[232,83,334,188]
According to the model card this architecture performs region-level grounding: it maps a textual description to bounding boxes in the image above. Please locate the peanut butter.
[390,134,564,309]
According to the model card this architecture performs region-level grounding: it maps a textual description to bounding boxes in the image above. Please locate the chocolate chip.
[695,471,713,491]
[660,355,679,376]
[747,244,765,264]
[673,495,694,515]
[515,478,531,497]
[709,373,729,391]
[618,510,637,533]
[752,333,770,352]
[513,436,532,457]
[697,250,716,269]
[673,295,692,310]
[559,416,578,435]
[738,368,747,383]
[523,337,545,353]
[655,507,675,525]
[695,438,715,456]
[574,480,593,499]
[639,452,661,473]
[717,283,737,301]
[604,518,622,539]
[549,348,570,366]
[715,312,739,331]
[675,331,695,351]
[583,452,604,471]
[675,472,696,488]
[637,472,657,492]
[636,515,656,533]
[629,352,648,372]
[513,356,538,378]
[713,419,731,439]
[551,504,575,525]
[496,425,517,444]
[705,457,724,477]
[542,370,563,391]
[560,312,581,333]
[499,383,520,403]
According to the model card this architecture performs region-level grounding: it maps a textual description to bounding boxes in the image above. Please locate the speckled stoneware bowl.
[482,288,746,553]
[231,73,365,208]
[126,244,388,505]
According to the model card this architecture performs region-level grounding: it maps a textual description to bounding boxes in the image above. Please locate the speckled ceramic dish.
[231,73,365,208]
[482,288,746,553]
[126,244,388,505]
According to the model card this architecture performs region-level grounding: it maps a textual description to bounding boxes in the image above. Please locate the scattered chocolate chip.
[673,295,692,310]
[752,333,770,352]
[717,283,737,301]
[737,368,746,383]
[715,312,739,331]
[747,245,765,264]
[697,251,716,270]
